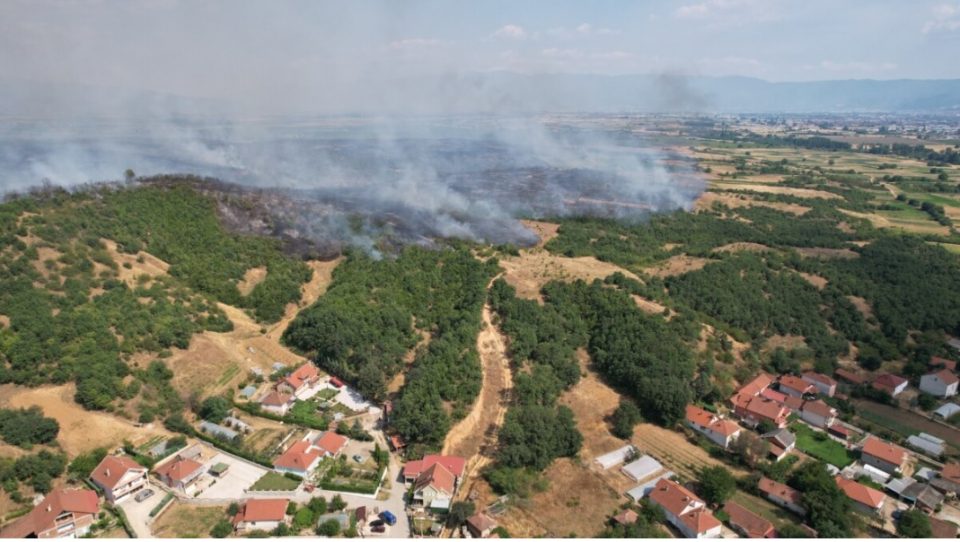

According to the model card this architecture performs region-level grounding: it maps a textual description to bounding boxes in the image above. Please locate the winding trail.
[441,278,513,500]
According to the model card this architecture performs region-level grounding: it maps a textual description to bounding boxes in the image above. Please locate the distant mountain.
[2,73,960,116]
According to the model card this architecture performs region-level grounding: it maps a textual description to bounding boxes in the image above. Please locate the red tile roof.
[730,373,774,406]
[415,462,456,496]
[284,363,319,390]
[90,455,145,490]
[862,436,907,468]
[154,457,203,483]
[942,462,960,484]
[612,509,638,525]
[760,388,788,404]
[872,373,908,394]
[927,368,960,386]
[235,498,289,523]
[649,478,703,517]
[780,375,815,394]
[783,395,805,411]
[679,508,721,536]
[835,476,885,509]
[273,440,320,472]
[403,454,466,479]
[801,399,836,418]
[314,431,348,456]
[929,516,958,539]
[260,391,292,406]
[828,423,851,438]
[685,405,741,437]
[758,477,802,506]
[835,368,866,385]
[739,396,790,426]
[723,501,775,538]
[468,512,499,532]
[803,372,837,387]
[931,356,958,371]
[0,489,99,538]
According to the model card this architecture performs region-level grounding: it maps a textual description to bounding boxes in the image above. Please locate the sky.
[1,0,959,112]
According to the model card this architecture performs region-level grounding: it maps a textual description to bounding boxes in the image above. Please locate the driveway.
[118,482,167,538]
[194,452,269,499]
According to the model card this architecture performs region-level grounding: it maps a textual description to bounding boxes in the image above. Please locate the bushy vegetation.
[0,407,59,448]
[285,245,498,449]
[790,461,852,538]
[0,449,67,495]
[0,182,310,413]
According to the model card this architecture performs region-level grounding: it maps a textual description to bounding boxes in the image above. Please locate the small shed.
[626,470,675,502]
[934,403,960,419]
[621,455,663,482]
[594,445,636,470]
[915,467,937,482]
[209,462,230,477]
[886,476,914,498]
[249,367,264,377]
[240,385,257,399]
[199,421,239,441]
[272,362,286,372]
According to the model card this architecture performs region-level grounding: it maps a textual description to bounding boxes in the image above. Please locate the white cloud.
[818,60,898,73]
[388,38,443,50]
[492,24,527,39]
[545,23,620,39]
[922,2,960,33]
[675,0,781,25]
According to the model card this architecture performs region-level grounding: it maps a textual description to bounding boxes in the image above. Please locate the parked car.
[379,510,397,526]
[371,524,386,534]
[353,454,364,463]
[134,489,155,503]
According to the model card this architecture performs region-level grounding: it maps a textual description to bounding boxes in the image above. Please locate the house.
[920,369,959,398]
[259,391,294,416]
[626,471,675,502]
[685,405,741,449]
[273,440,321,476]
[872,373,908,397]
[779,375,815,397]
[313,431,348,458]
[466,513,498,538]
[906,433,945,458]
[835,476,885,515]
[948,337,960,352]
[595,444,636,469]
[0,489,99,539]
[233,498,289,533]
[929,516,958,539]
[278,363,321,398]
[800,399,837,428]
[154,457,204,494]
[861,436,908,475]
[931,463,960,496]
[722,501,775,538]
[621,455,664,482]
[329,376,345,388]
[802,372,837,397]
[907,483,945,512]
[199,421,239,441]
[934,402,960,420]
[388,434,406,452]
[647,479,722,539]
[757,477,805,515]
[931,356,958,371]
[402,455,466,484]
[729,372,774,408]
[89,455,148,504]
[835,368,867,386]
[411,463,456,509]
[842,463,889,485]
[732,396,789,428]
[827,423,852,442]
[762,428,796,462]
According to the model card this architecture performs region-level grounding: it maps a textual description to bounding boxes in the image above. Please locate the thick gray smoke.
[0,115,704,251]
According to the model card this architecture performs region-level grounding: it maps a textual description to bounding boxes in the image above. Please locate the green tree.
[447,501,476,527]
[210,519,233,538]
[317,519,341,537]
[292,508,315,531]
[896,509,932,538]
[610,399,642,439]
[67,448,108,480]
[199,396,231,423]
[330,494,347,511]
[698,466,736,505]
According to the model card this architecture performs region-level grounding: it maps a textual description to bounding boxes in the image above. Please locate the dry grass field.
[151,503,226,538]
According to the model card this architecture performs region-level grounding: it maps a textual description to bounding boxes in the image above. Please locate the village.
[0,360,495,539]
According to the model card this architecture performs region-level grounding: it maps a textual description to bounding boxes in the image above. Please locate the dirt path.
[442,280,514,505]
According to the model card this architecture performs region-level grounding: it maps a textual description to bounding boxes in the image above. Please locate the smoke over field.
[0,116,704,251]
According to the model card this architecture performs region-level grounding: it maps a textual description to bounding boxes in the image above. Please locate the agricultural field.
[151,503,227,538]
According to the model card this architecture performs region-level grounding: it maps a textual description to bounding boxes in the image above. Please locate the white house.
[648,478,722,538]
[259,391,294,416]
[685,405,741,449]
[233,499,289,533]
[920,369,959,398]
[799,399,837,428]
[861,437,908,475]
[89,455,148,504]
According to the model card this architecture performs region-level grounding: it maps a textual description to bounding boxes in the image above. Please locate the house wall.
[849,501,882,516]
[105,470,148,503]
[763,494,805,515]
[800,410,833,428]
[237,520,281,533]
[862,454,900,474]
[38,512,95,538]
[262,403,291,416]
[920,376,958,397]
[782,386,805,398]
[698,524,722,539]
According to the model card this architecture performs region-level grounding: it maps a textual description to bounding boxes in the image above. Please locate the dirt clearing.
[236,266,267,295]
[0,384,170,456]
[695,191,811,215]
[642,254,712,277]
[798,271,828,289]
[712,242,772,254]
[520,220,560,247]
[498,250,641,302]
[152,503,226,538]
[711,183,842,200]
[101,238,169,286]
[630,423,747,480]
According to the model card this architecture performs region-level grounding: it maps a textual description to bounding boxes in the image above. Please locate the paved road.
[118,482,167,538]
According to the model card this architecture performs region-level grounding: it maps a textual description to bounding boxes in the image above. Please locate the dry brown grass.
[630,423,747,480]
[642,254,712,277]
[101,239,169,287]
[798,272,828,290]
[711,183,842,200]
[0,384,171,456]
[236,266,267,296]
[838,209,952,236]
[152,503,226,538]
[0,315,9,328]
[763,335,807,353]
[498,250,641,302]
[712,242,772,254]
[519,220,560,248]
[695,191,811,215]
[847,295,874,319]
[795,247,859,259]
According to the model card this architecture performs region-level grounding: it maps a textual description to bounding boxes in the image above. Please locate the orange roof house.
[403,455,467,481]
[779,375,815,397]
[872,373,908,397]
[930,356,958,372]
[0,488,99,538]
[861,436,908,474]
[648,478,721,538]
[835,368,867,385]
[314,431,348,457]
[90,455,148,504]
[835,476,885,513]
[729,373,774,407]
[273,440,321,475]
[733,395,790,428]
[154,457,204,491]
[412,462,458,509]
[758,477,805,515]
[685,405,741,448]
[802,372,838,396]
[722,501,775,538]
[281,363,320,394]
[233,498,289,532]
